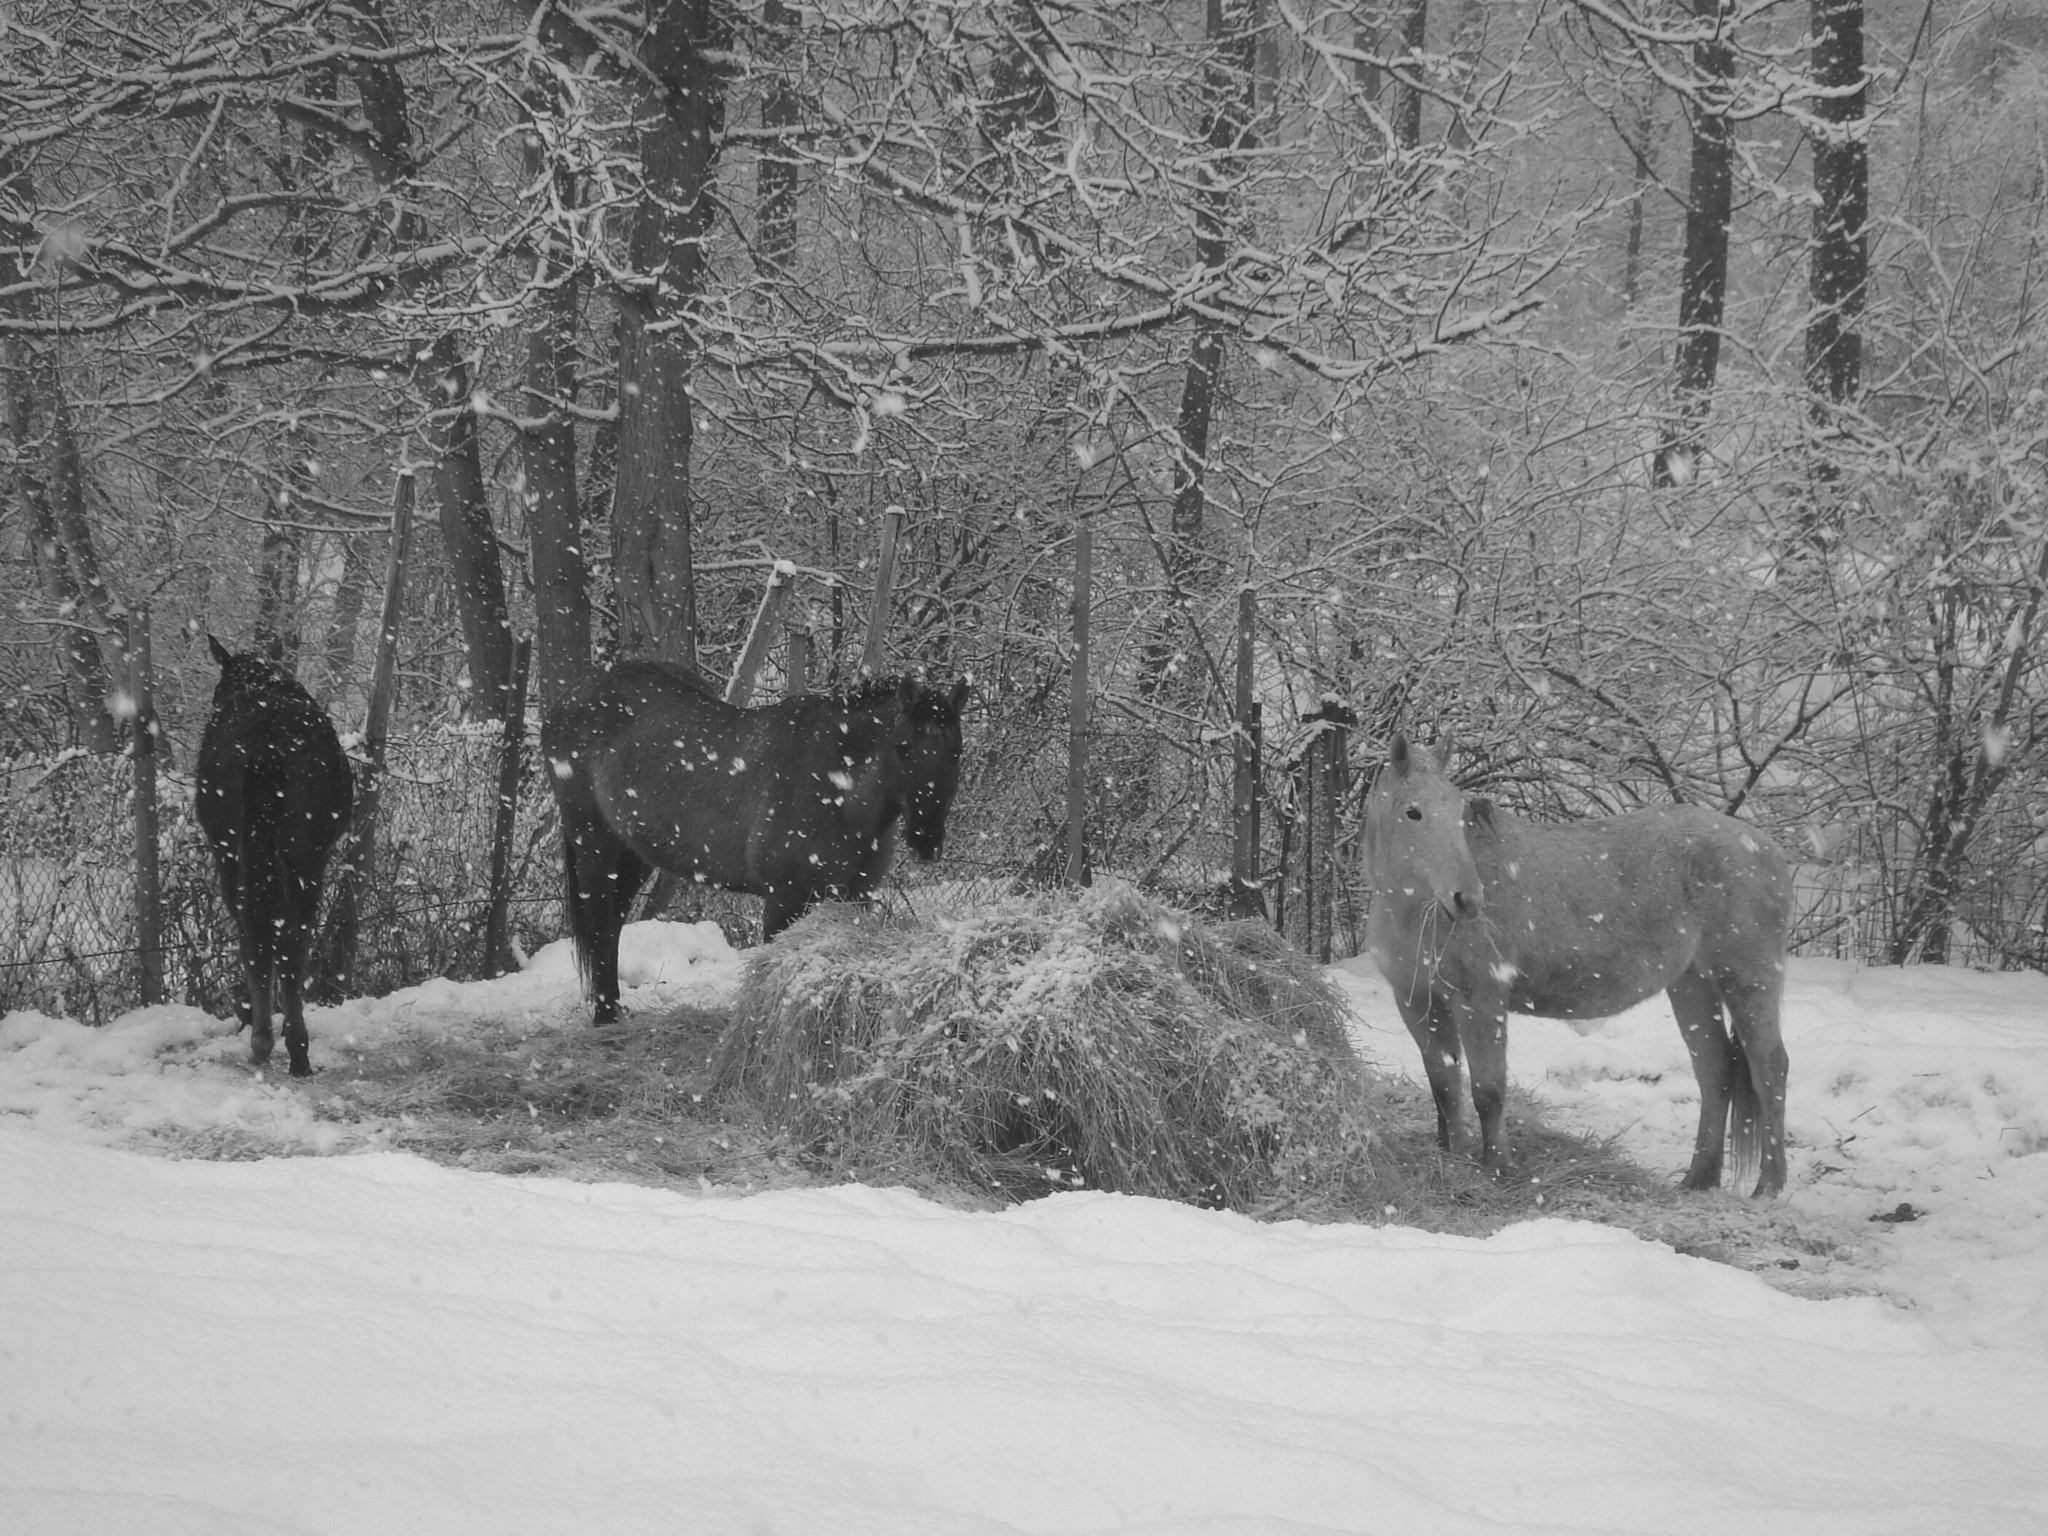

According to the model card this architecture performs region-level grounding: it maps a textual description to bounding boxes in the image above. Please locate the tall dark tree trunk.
[343,0,514,717]
[1394,0,1427,151]
[427,342,515,719]
[1657,0,1738,486]
[1803,0,1867,535]
[521,104,593,714]
[2,297,116,746]
[613,0,727,668]
[1141,0,1256,698]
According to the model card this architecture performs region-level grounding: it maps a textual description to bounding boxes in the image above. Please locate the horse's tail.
[559,813,597,995]
[1724,1046,1764,1197]
[553,776,619,999]
[238,765,290,974]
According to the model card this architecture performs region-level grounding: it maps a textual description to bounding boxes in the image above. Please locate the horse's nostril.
[1451,891,1480,919]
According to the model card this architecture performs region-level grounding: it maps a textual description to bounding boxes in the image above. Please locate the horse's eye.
[1405,805,1423,821]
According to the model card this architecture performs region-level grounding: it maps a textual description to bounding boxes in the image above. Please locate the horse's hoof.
[288,1059,313,1078]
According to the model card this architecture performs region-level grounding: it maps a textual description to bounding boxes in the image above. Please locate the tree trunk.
[1142,0,1256,698]
[520,109,593,714]
[1394,1,1427,151]
[613,0,727,669]
[427,341,514,719]
[321,531,372,705]
[1803,0,1867,532]
[5,347,117,749]
[322,473,415,996]
[483,637,532,979]
[1658,0,1738,486]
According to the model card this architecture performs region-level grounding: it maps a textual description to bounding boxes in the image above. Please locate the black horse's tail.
[553,771,631,1000]
[236,766,291,979]
[556,802,598,995]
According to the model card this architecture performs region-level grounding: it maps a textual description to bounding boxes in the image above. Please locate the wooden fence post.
[482,637,531,978]
[127,603,163,1006]
[1317,703,1354,962]
[727,560,793,706]
[1065,514,1092,887]
[1229,586,1262,917]
[859,504,905,676]
[1299,737,1316,954]
[785,598,813,696]
[324,470,415,995]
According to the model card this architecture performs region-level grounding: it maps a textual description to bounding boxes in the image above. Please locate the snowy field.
[3,920,2046,1534]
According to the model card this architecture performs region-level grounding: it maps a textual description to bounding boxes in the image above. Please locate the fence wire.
[4,712,2022,1029]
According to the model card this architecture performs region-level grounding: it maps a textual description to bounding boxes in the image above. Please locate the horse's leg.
[1719,971,1791,1198]
[275,856,323,1077]
[210,847,255,1035]
[242,909,277,1069]
[1453,994,1513,1178]
[1392,988,1470,1155]
[577,836,648,1026]
[1669,968,1736,1191]
[760,885,812,942]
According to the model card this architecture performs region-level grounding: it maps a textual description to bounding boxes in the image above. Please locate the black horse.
[196,636,354,1076]
[543,659,970,1023]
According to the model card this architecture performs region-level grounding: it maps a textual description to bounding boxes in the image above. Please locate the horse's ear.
[1433,731,1455,770]
[265,635,285,663]
[897,675,918,711]
[1465,796,1496,835]
[948,677,970,714]
[208,634,231,668]
[1388,732,1412,775]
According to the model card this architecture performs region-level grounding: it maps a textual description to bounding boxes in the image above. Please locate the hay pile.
[709,880,1376,1209]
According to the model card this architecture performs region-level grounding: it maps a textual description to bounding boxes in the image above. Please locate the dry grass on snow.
[274,882,1850,1288]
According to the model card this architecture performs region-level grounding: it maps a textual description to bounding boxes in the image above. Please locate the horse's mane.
[827,674,965,720]
[842,675,906,709]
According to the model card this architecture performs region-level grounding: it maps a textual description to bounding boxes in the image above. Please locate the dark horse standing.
[543,660,970,1024]
[196,637,354,1076]
[1363,734,1792,1197]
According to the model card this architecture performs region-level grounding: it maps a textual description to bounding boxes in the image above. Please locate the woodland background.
[3,0,2046,1020]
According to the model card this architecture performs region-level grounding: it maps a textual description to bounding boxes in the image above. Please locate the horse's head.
[889,675,970,861]
[1364,731,1484,922]
[207,634,295,704]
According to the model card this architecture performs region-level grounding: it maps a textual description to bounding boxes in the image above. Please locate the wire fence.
[4,713,2028,1030]
[0,730,568,1025]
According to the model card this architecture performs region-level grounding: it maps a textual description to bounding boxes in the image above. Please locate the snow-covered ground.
[3,922,2045,1534]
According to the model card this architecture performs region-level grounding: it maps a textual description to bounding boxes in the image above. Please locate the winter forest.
[5,0,2048,1013]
